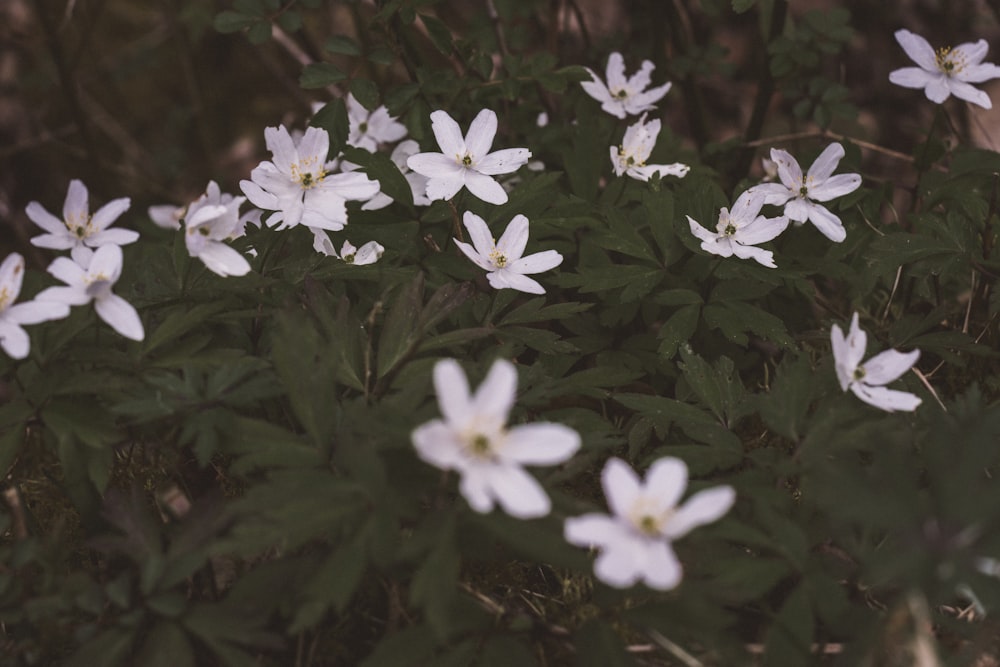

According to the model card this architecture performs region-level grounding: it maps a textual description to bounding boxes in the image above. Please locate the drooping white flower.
[611,113,690,182]
[831,312,921,412]
[26,179,137,264]
[751,143,861,243]
[312,231,384,265]
[454,212,563,295]
[406,109,531,205]
[0,253,70,359]
[36,244,144,341]
[412,358,581,519]
[889,29,1000,109]
[345,93,408,152]
[361,140,432,211]
[240,125,380,231]
[565,457,735,590]
[581,52,672,119]
[181,182,252,277]
[687,189,789,268]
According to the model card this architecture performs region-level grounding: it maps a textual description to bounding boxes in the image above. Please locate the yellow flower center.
[724,223,737,237]
[291,158,326,189]
[488,248,508,268]
[853,367,866,381]
[343,253,355,264]
[935,46,965,75]
[629,498,674,537]
[66,212,94,239]
[612,89,628,99]
[0,286,11,311]
[461,154,473,167]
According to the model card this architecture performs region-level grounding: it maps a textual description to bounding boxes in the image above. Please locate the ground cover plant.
[5,0,1000,664]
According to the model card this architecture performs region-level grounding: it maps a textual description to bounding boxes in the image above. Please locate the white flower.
[565,457,735,590]
[831,312,921,412]
[581,52,672,119]
[312,232,384,265]
[345,93,408,151]
[751,143,861,243]
[611,113,690,182]
[26,179,137,264]
[412,358,581,519]
[361,140,432,211]
[182,182,252,277]
[240,125,380,231]
[0,253,70,359]
[889,29,1000,109]
[454,212,563,295]
[406,109,531,205]
[36,244,144,341]
[687,189,789,268]
[148,203,184,231]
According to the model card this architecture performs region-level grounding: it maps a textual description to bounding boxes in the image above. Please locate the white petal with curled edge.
[495,215,529,261]
[462,211,495,259]
[664,486,736,540]
[804,204,846,243]
[851,383,922,413]
[456,240,495,272]
[502,423,580,465]
[860,348,919,386]
[807,143,845,182]
[95,293,144,341]
[949,80,993,109]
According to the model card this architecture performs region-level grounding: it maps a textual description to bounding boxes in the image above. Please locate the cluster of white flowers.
[18,180,145,349]
[411,358,735,590]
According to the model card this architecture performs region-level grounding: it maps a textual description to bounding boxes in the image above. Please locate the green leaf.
[678,347,747,428]
[246,20,272,44]
[377,272,426,379]
[419,13,454,54]
[342,146,414,209]
[134,622,196,667]
[290,535,367,632]
[732,0,757,12]
[359,625,436,667]
[755,355,815,442]
[657,304,700,359]
[410,515,459,640]
[764,585,815,666]
[349,77,381,111]
[574,619,636,667]
[213,11,256,33]
[65,628,135,667]
[325,34,360,55]
[311,98,350,154]
[300,62,346,89]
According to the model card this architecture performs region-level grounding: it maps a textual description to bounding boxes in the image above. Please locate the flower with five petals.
[831,312,921,412]
[26,179,137,265]
[889,29,1000,109]
[454,212,563,294]
[411,358,581,519]
[0,253,70,359]
[565,457,735,590]
[581,52,672,119]
[406,109,531,205]
[687,189,789,268]
[752,143,861,243]
[36,244,144,341]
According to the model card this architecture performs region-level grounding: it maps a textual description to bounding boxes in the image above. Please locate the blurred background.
[4,0,1000,263]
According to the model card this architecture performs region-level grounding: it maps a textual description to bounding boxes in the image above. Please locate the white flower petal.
[487,270,546,294]
[804,204,847,243]
[462,211,495,259]
[5,300,70,326]
[860,348,919,386]
[602,458,641,520]
[476,148,531,176]
[663,486,735,539]
[502,423,580,465]
[412,420,465,469]
[806,143,845,182]
[895,30,938,71]
[463,171,508,205]
[89,197,131,231]
[196,242,252,277]
[850,383,922,413]
[464,109,498,161]
[889,67,936,90]
[433,358,472,426]
[507,250,563,275]
[430,110,466,158]
[495,214,529,260]
[564,514,629,548]
[641,540,683,591]
[470,359,517,423]
[489,464,551,519]
[95,293,144,341]
[643,457,688,512]
[25,202,68,235]
[0,322,30,359]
